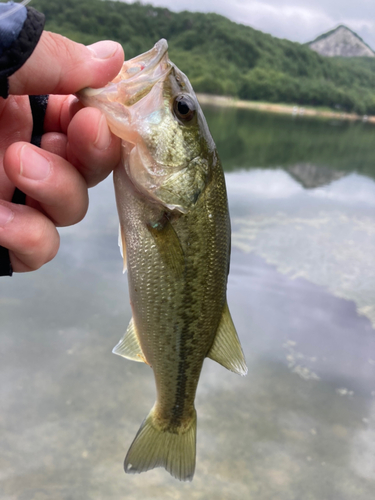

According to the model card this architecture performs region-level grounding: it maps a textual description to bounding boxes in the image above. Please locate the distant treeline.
[32,0,375,115]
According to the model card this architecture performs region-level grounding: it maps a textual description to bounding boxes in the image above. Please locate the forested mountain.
[32,0,375,114]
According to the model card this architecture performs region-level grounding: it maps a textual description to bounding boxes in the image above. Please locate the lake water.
[1,107,375,500]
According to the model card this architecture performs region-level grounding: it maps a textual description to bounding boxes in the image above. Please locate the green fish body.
[78,39,247,481]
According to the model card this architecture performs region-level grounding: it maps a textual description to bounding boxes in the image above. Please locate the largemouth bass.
[78,39,247,482]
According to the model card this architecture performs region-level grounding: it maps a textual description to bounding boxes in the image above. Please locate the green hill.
[32,0,375,115]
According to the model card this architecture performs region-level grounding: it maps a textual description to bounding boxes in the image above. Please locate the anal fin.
[207,302,248,376]
[112,317,148,364]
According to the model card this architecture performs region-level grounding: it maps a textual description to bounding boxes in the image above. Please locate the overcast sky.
[120,0,375,50]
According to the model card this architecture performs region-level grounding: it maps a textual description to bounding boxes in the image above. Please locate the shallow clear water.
[1,108,375,499]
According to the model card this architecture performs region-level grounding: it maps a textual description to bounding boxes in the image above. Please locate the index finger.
[8,31,124,96]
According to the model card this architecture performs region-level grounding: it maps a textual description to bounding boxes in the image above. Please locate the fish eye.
[173,95,196,122]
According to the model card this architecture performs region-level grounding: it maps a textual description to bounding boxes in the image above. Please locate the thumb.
[8,31,124,95]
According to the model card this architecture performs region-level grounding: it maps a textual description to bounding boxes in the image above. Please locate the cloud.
[120,0,375,48]
[225,1,333,43]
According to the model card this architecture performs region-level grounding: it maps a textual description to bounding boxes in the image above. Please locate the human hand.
[0,31,124,272]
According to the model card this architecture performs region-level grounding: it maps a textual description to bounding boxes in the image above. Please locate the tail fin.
[124,406,197,482]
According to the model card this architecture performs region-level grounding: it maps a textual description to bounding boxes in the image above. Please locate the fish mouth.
[113,39,169,84]
[78,39,171,107]
[77,39,172,142]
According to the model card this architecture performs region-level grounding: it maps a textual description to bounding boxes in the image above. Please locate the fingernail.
[0,204,14,228]
[88,41,119,60]
[95,114,111,150]
[20,146,51,180]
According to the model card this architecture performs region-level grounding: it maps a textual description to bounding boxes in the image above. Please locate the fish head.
[77,39,216,213]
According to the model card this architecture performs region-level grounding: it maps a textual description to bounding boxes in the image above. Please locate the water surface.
[1,107,375,500]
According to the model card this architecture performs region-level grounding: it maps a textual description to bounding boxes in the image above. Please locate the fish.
[77,39,247,482]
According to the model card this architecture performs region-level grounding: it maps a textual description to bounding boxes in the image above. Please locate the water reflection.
[227,169,375,328]
[1,106,375,499]
[205,106,375,182]
[286,163,346,189]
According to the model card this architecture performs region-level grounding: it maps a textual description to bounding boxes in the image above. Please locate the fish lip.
[114,39,171,106]
[115,39,169,83]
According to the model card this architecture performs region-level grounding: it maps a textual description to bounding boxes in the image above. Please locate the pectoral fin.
[207,302,248,376]
[112,317,148,364]
[118,224,127,273]
[147,214,185,276]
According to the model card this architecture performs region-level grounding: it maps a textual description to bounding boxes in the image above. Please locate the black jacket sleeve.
[0,2,46,277]
[0,3,45,98]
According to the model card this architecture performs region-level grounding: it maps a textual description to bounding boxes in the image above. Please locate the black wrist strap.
[0,78,9,99]
[0,245,13,276]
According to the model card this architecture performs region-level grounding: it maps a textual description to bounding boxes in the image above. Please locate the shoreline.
[196,93,375,123]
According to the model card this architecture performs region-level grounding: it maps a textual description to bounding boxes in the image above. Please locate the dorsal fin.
[112,317,148,364]
[207,302,247,376]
